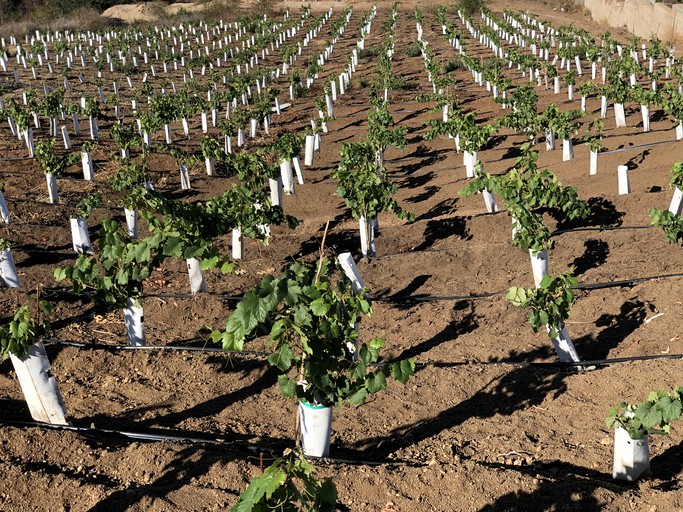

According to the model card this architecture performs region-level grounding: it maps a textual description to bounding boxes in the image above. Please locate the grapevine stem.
[314,220,330,284]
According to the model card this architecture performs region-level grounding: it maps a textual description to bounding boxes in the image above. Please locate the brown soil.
[1,1,683,511]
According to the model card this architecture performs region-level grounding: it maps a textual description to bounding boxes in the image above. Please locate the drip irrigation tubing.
[0,197,119,210]
[602,138,680,155]
[550,224,653,236]
[573,271,683,290]
[0,419,412,467]
[45,339,266,356]
[0,417,636,487]
[426,352,683,369]
[33,269,683,306]
[372,290,500,303]
[41,338,683,369]
[0,170,144,185]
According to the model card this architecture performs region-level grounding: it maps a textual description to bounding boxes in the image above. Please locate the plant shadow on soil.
[573,299,648,361]
[388,300,479,354]
[346,346,572,460]
[476,459,627,511]
[0,397,33,419]
[14,243,74,269]
[551,196,625,231]
[9,453,121,488]
[650,440,683,491]
[373,274,433,301]
[395,169,435,189]
[414,215,471,251]
[82,359,279,433]
[415,197,458,221]
[570,238,610,276]
[625,148,651,170]
[85,444,242,512]
[406,184,441,204]
[296,226,363,260]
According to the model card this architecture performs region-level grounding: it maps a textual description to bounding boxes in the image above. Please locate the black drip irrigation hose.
[46,339,267,356]
[35,269,683,306]
[373,290,500,303]
[601,138,680,155]
[550,224,654,237]
[0,171,130,185]
[573,271,683,290]
[41,338,683,369]
[0,417,636,486]
[0,418,237,445]
[0,419,411,467]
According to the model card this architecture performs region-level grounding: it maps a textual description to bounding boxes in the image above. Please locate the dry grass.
[0,0,284,39]
[0,7,120,39]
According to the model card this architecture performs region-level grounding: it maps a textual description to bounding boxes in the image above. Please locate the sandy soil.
[1,0,683,510]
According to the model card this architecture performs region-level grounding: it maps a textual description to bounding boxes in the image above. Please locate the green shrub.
[358,47,380,59]
[403,42,422,58]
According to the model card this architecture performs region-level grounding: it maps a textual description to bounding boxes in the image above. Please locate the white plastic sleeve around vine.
[186,258,207,294]
[10,342,69,425]
[70,218,92,255]
[0,248,20,288]
[612,427,650,481]
[337,252,365,294]
[123,298,145,347]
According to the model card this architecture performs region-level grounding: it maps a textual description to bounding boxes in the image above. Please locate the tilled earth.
[1,1,682,510]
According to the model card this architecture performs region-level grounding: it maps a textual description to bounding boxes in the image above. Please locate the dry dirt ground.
[1,0,683,510]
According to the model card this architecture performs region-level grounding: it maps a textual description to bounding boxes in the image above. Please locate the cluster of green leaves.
[604,66,630,104]
[668,161,683,190]
[132,183,297,259]
[583,117,604,152]
[231,449,336,512]
[2,98,33,132]
[200,136,223,160]
[38,87,65,118]
[661,84,683,124]
[54,219,168,306]
[212,258,415,408]
[578,81,599,99]
[629,84,662,107]
[499,86,539,139]
[563,69,576,87]
[474,148,588,217]
[148,92,179,125]
[482,57,510,90]
[506,273,578,338]
[269,131,305,163]
[0,301,52,360]
[461,146,589,252]
[34,139,79,177]
[367,91,407,153]
[333,141,414,223]
[457,112,497,152]
[543,104,582,140]
[82,96,101,119]
[403,41,423,58]
[73,193,102,219]
[137,109,162,135]
[607,388,683,439]
[425,108,496,153]
[110,122,139,152]
[108,155,151,198]
[649,164,683,242]
[509,204,554,254]
[649,208,683,245]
